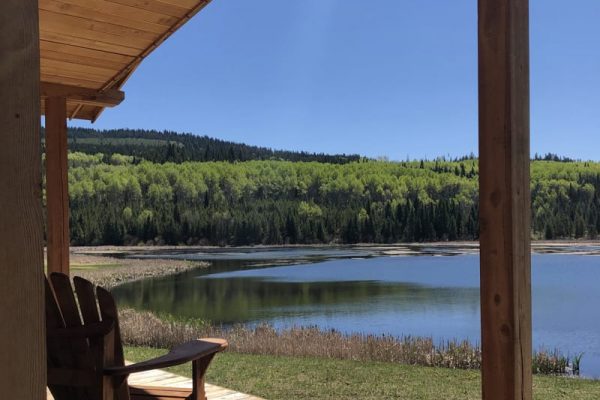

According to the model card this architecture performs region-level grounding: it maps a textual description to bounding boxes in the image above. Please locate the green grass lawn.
[125,347,600,399]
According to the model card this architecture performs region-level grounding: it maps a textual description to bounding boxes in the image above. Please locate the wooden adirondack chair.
[46,272,227,400]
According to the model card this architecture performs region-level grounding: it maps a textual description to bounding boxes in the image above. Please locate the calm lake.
[112,246,600,377]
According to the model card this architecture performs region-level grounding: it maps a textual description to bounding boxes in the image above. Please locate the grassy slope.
[125,347,600,400]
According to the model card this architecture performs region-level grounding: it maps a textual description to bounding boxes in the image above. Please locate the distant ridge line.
[41,127,362,165]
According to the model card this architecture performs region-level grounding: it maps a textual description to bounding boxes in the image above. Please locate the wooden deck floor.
[47,365,264,400]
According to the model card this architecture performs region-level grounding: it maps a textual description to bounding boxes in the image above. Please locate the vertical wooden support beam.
[46,96,70,275]
[478,0,532,399]
[0,0,46,398]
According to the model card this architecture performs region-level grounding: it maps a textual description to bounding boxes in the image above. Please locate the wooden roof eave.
[39,0,212,122]
[89,0,211,122]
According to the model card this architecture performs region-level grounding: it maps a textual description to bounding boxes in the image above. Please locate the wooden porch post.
[45,96,70,275]
[0,0,46,398]
[478,0,532,399]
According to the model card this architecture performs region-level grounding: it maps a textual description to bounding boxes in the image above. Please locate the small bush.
[532,349,580,376]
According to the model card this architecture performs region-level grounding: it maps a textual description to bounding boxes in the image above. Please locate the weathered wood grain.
[42,82,124,108]
[478,0,532,399]
[38,0,212,120]
[45,96,70,276]
[0,1,45,398]
[126,368,265,400]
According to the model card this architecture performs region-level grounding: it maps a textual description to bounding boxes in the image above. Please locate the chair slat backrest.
[45,278,65,331]
[74,276,117,400]
[47,274,97,399]
[46,273,130,400]
[97,286,130,400]
[50,273,84,327]
[97,287,125,367]
[74,276,101,324]
[46,278,74,400]
[49,274,98,377]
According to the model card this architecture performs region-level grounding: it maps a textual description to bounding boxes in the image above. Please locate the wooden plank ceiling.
[39,0,211,121]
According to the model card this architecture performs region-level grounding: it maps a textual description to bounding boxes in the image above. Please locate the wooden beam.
[0,0,46,398]
[41,82,124,108]
[46,96,70,276]
[478,0,532,399]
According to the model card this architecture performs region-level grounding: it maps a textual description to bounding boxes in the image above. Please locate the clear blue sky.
[71,0,600,160]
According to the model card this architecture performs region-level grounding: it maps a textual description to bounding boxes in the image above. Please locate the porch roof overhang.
[2,1,534,399]
[39,0,211,122]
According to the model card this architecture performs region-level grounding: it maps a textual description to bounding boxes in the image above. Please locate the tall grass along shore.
[119,309,579,375]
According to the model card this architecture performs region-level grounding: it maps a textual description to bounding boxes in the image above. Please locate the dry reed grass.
[120,309,478,369]
[119,309,576,374]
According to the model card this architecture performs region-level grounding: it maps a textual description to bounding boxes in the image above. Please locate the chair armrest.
[47,320,114,339]
[103,338,227,376]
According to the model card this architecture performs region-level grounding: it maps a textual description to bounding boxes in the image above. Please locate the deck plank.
[47,361,264,400]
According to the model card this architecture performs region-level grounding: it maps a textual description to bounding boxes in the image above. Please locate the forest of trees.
[44,127,361,164]
[54,151,600,246]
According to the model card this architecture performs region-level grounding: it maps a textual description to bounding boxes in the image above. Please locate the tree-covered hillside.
[43,127,361,164]
[59,153,600,246]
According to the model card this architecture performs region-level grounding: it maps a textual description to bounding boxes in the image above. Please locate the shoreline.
[71,239,600,250]
[69,252,208,289]
[71,240,600,258]
[119,308,579,377]
[67,240,600,289]
[68,245,594,378]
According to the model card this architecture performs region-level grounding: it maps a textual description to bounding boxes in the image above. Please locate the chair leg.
[115,376,130,400]
[191,354,216,400]
[102,375,115,400]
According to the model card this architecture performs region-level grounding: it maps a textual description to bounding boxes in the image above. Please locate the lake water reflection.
[112,249,600,377]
